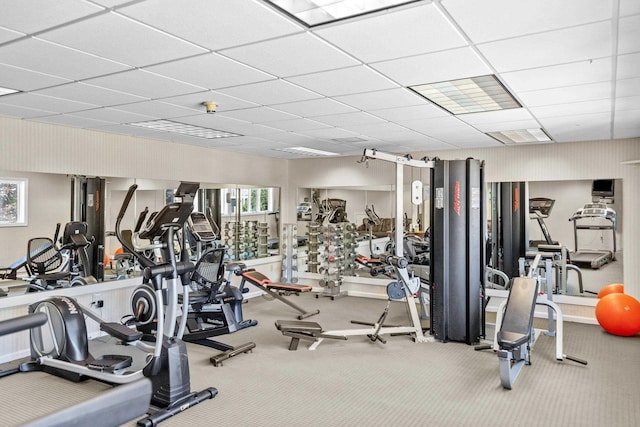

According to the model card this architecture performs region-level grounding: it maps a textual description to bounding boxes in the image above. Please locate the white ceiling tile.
[145,53,275,90]
[217,107,299,123]
[34,82,147,107]
[222,33,358,77]
[217,79,322,105]
[297,127,363,140]
[119,0,302,51]
[259,132,316,144]
[0,26,23,44]
[312,112,387,128]
[72,107,156,123]
[0,0,103,34]
[40,12,207,68]
[0,63,69,91]
[270,98,357,117]
[0,92,99,113]
[370,104,449,122]
[618,15,640,55]
[160,91,259,112]
[620,0,640,16]
[31,113,113,128]
[477,21,612,72]
[517,82,612,107]
[334,88,425,111]
[472,119,542,133]
[615,96,640,111]
[539,112,613,141]
[616,77,640,97]
[109,100,202,119]
[457,108,533,125]
[0,38,129,80]
[0,103,56,118]
[256,118,331,132]
[371,47,491,86]
[613,109,640,138]
[500,58,612,93]
[443,0,612,43]
[85,69,205,99]
[617,53,640,80]
[530,99,612,118]
[315,3,467,63]
[398,115,466,133]
[287,66,399,97]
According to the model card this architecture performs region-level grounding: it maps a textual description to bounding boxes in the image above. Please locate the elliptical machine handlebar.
[116,184,155,270]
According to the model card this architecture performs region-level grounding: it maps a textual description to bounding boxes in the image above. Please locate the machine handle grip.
[134,207,149,233]
[117,184,138,221]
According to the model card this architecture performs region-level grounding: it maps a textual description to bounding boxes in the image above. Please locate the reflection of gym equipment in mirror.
[569,202,617,270]
[528,198,585,295]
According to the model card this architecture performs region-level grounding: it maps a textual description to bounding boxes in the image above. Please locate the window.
[0,178,28,226]
[221,188,274,216]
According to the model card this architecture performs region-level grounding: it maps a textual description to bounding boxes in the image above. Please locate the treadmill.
[568,203,617,269]
[529,197,557,247]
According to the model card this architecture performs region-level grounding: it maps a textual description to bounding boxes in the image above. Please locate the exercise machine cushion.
[242,270,312,293]
[497,277,538,351]
[275,320,323,334]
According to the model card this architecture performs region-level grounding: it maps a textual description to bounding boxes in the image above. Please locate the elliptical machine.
[20,184,217,426]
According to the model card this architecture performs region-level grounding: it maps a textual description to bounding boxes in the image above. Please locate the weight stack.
[429,158,485,344]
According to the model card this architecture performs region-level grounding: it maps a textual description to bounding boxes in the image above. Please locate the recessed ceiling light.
[409,75,521,115]
[0,86,19,96]
[486,128,552,145]
[128,119,242,139]
[273,146,339,156]
[264,0,419,27]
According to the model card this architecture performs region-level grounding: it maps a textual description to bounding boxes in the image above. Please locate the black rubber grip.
[117,184,138,221]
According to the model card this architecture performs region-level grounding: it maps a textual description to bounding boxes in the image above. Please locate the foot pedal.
[101,322,143,343]
[87,355,133,372]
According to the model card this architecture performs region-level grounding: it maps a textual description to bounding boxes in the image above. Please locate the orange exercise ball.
[595,293,640,337]
[103,253,110,267]
[598,283,624,299]
[114,247,124,255]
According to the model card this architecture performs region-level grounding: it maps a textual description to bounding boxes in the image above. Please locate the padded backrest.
[500,277,539,336]
[27,238,61,274]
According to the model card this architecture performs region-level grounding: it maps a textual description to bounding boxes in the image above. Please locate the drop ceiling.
[0,0,638,158]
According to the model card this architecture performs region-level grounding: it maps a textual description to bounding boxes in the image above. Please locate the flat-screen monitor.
[592,179,615,198]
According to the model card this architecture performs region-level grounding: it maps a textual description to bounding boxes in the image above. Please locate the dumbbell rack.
[305,222,322,273]
[317,222,357,300]
[280,223,298,283]
[256,222,269,258]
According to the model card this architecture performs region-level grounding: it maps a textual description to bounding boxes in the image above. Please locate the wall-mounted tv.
[592,179,615,198]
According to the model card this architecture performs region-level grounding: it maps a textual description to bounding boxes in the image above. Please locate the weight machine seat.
[275,320,345,350]
[497,277,539,352]
[241,270,312,293]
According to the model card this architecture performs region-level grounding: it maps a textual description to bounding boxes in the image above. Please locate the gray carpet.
[2,292,639,426]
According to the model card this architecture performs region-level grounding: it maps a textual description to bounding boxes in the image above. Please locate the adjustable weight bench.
[274,320,347,350]
[496,277,539,389]
[238,268,320,319]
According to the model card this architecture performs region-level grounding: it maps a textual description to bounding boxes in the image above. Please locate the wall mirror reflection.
[0,171,280,297]
[487,179,623,298]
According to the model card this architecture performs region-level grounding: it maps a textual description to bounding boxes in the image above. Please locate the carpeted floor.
[1,292,639,426]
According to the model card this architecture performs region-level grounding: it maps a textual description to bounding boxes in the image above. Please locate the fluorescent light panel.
[487,128,552,145]
[265,0,419,27]
[273,146,339,156]
[128,119,242,139]
[410,75,521,115]
[0,86,19,96]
